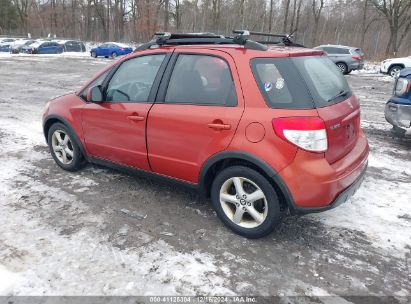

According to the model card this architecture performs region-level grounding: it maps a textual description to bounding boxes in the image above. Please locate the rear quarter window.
[251,58,314,109]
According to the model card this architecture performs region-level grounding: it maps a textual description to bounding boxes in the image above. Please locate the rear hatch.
[351,48,365,61]
[251,54,360,163]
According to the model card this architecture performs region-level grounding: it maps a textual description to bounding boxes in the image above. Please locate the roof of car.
[317,44,359,49]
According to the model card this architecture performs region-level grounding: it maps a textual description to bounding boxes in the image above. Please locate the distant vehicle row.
[0,37,86,54]
[2,37,408,75]
[0,37,133,58]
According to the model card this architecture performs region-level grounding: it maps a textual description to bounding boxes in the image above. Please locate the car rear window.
[351,48,364,57]
[251,56,352,109]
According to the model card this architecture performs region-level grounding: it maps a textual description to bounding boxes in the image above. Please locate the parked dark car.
[21,41,64,54]
[314,45,365,74]
[10,39,36,54]
[385,68,411,136]
[57,40,86,52]
[0,42,12,52]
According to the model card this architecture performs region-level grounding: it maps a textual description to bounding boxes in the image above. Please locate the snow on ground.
[0,95,234,296]
[309,70,411,258]
[0,57,410,298]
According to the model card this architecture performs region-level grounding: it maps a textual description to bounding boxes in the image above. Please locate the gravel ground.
[0,55,410,301]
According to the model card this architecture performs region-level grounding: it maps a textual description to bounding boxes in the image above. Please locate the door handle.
[208,123,231,130]
[127,115,145,122]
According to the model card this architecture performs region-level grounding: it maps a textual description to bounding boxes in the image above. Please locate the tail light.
[119,48,124,51]
[272,117,328,153]
[352,56,361,61]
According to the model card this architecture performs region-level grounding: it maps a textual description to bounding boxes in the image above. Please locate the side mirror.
[86,86,103,103]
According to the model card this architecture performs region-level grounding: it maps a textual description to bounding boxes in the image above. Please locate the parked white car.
[380,56,411,77]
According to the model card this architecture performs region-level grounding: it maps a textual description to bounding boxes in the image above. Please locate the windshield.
[251,56,352,109]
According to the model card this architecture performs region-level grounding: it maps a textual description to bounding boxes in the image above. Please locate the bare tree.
[283,0,291,33]
[371,0,411,55]
[311,0,324,46]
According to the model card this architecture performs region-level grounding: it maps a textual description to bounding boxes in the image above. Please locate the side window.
[165,54,237,106]
[106,54,166,103]
[251,58,314,109]
[80,68,111,101]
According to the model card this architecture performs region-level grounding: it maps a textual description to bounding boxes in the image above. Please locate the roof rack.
[233,30,304,47]
[134,30,303,52]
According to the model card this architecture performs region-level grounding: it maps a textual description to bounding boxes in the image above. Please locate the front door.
[147,50,244,183]
[82,52,170,170]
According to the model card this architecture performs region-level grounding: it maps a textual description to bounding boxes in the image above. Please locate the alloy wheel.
[51,130,74,165]
[337,63,347,74]
[390,67,400,77]
[219,177,268,228]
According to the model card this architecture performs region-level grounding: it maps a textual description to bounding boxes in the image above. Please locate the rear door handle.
[208,123,231,130]
[127,115,145,122]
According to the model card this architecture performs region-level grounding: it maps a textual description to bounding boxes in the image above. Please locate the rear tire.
[336,62,348,74]
[388,65,402,77]
[111,51,117,59]
[211,166,283,238]
[47,123,86,172]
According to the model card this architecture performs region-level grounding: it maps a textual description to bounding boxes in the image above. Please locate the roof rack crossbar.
[156,37,233,45]
[233,30,290,39]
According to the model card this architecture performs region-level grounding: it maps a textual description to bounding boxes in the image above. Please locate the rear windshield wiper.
[327,90,348,103]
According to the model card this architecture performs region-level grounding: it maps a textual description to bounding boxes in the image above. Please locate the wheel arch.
[388,63,405,71]
[43,115,87,158]
[199,151,293,211]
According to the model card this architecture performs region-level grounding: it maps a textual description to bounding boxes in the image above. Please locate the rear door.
[81,51,171,170]
[322,47,338,63]
[147,49,244,183]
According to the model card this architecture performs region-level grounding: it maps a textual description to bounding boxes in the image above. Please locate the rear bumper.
[290,160,367,214]
[279,132,369,214]
[348,61,364,71]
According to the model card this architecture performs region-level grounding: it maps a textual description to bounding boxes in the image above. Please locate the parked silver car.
[314,45,365,74]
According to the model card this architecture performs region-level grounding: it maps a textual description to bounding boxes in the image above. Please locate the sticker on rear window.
[264,82,273,92]
[276,78,285,89]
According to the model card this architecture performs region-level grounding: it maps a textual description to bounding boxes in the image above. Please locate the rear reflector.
[272,117,328,152]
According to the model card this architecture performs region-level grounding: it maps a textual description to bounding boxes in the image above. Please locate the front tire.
[211,166,283,238]
[91,51,97,58]
[388,65,402,77]
[47,123,86,172]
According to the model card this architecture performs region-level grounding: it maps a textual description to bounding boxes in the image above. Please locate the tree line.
[0,0,410,59]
